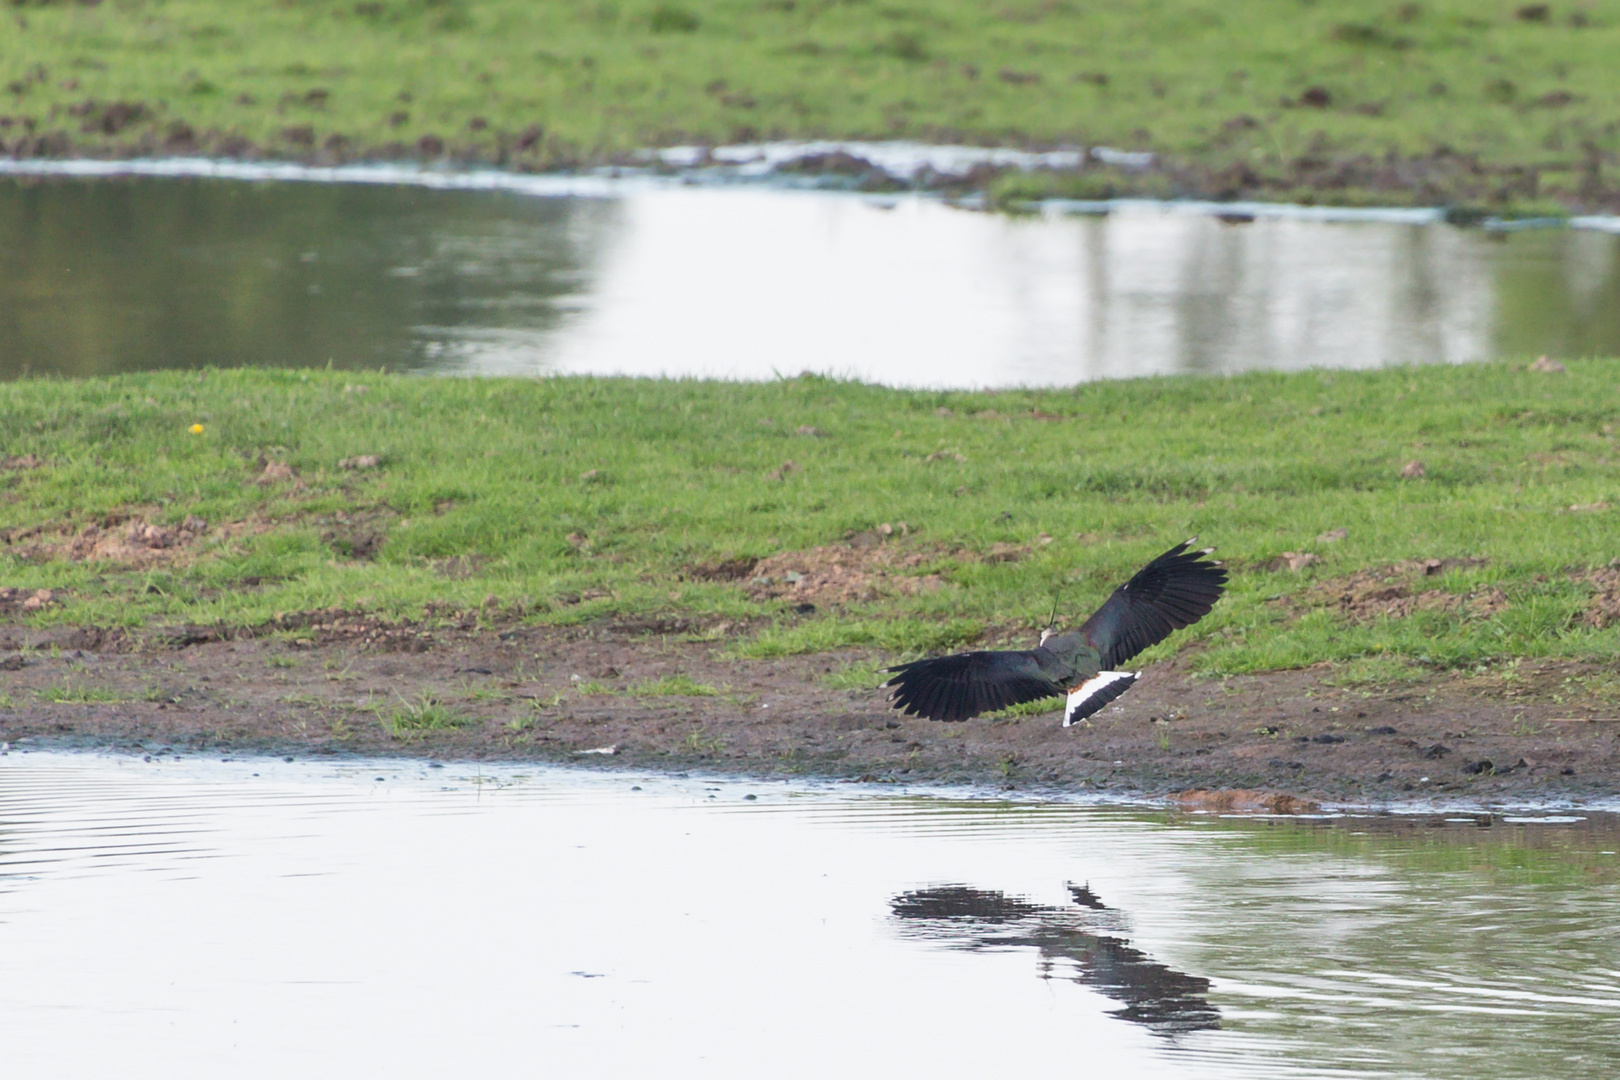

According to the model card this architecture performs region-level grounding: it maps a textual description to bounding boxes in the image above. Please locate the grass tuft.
[381,694,475,735]
[986,696,1065,720]
[35,681,130,704]
[631,674,722,697]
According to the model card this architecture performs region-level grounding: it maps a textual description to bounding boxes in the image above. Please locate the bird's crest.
[1038,595,1060,645]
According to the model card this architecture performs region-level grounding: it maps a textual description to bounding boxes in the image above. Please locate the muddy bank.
[4,618,1619,806]
[4,130,1618,215]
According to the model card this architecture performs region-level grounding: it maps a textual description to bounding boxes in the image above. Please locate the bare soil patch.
[1574,567,1620,628]
[746,541,947,605]
[5,617,1620,806]
[743,534,1033,606]
[2,511,254,567]
[1287,559,1507,623]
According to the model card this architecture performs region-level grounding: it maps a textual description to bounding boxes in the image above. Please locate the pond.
[2,165,1619,386]
[2,750,1618,1078]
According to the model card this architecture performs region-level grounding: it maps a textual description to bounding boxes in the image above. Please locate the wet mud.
[4,120,1619,213]
[4,618,1619,806]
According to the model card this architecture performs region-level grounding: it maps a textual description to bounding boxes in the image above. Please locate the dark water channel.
[4,173,1620,386]
[2,751,1619,1078]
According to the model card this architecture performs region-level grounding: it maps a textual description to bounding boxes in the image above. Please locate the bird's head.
[1039,595,1060,646]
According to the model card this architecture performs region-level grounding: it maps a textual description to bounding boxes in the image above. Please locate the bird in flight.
[884,539,1226,726]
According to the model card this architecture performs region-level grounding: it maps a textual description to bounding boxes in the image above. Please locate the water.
[2,751,1619,1078]
[4,171,1620,386]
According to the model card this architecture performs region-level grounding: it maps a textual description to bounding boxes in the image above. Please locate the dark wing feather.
[1078,539,1227,670]
[884,650,1065,722]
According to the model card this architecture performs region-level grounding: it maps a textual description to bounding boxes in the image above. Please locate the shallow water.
[3,172,1620,386]
[2,751,1619,1078]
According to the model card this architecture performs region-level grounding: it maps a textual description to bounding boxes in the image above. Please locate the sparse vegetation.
[631,674,722,697]
[987,696,1064,720]
[34,681,126,704]
[820,659,887,691]
[381,693,474,735]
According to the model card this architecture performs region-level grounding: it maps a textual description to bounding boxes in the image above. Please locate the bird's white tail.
[1064,671,1139,727]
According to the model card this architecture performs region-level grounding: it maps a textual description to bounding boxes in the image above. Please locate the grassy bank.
[4,361,1620,680]
[4,1,1620,210]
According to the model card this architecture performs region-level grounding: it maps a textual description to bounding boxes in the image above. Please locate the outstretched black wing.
[1078,539,1227,670]
[885,650,1064,722]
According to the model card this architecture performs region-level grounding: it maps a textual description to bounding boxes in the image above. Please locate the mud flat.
[4,620,1618,807]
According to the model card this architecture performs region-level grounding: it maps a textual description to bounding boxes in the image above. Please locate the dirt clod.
[1310,559,1503,623]
[6,587,60,613]
[748,541,947,604]
[256,461,298,485]
[1576,568,1620,628]
[689,557,759,582]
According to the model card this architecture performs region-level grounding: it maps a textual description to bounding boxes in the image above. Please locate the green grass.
[34,680,141,704]
[987,696,1064,719]
[5,1,1620,208]
[821,659,887,691]
[630,673,722,696]
[5,361,1620,677]
[380,693,474,734]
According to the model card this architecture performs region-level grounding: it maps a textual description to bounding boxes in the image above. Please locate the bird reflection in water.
[889,883,1220,1036]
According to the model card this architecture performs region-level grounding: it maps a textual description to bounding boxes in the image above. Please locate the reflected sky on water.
[2,176,1620,386]
[2,750,1620,1078]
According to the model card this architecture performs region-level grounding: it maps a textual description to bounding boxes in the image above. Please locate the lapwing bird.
[884,539,1226,726]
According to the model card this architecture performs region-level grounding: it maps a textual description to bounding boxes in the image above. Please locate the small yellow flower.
[189,423,205,434]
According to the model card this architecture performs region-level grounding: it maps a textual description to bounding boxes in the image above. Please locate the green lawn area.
[4,360,1620,676]
[4,1,1619,208]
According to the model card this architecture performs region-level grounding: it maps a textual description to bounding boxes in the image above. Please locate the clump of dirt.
[260,606,440,651]
[1,454,42,470]
[747,542,949,604]
[1259,551,1321,572]
[981,542,1028,563]
[687,557,759,582]
[255,460,301,486]
[1575,567,1620,628]
[0,587,63,614]
[743,536,1042,605]
[3,514,217,567]
[1305,558,1501,623]
[433,554,487,579]
[322,508,395,560]
[70,515,211,562]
